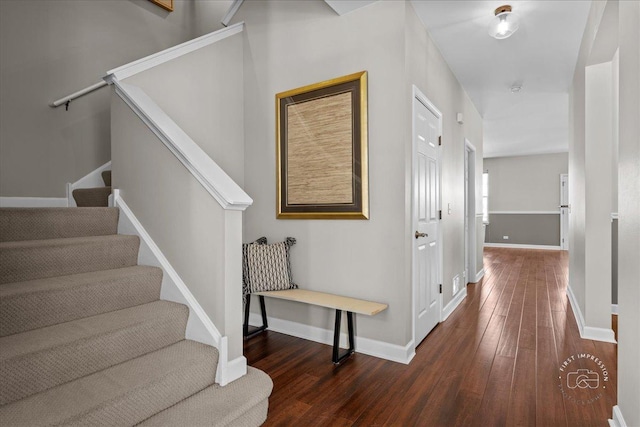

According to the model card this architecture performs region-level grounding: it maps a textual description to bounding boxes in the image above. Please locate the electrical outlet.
[453,275,460,295]
[503,235,509,240]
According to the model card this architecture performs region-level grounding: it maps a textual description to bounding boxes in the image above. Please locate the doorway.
[412,86,442,347]
[464,140,477,284]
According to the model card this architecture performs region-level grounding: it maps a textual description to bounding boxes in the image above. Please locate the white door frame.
[411,85,443,351]
[464,139,477,284]
[560,173,569,250]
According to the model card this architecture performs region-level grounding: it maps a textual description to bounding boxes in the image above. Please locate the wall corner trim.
[474,269,485,283]
[566,283,617,344]
[609,405,628,427]
[248,312,415,365]
[441,286,467,322]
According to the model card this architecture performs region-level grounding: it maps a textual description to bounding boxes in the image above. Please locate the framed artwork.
[276,71,369,219]
[149,0,173,12]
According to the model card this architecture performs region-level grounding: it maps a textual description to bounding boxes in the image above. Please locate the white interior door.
[413,94,441,346]
[560,174,569,250]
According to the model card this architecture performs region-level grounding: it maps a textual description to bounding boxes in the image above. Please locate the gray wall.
[0,0,230,197]
[485,214,560,246]
[234,0,483,347]
[484,153,567,247]
[124,35,245,187]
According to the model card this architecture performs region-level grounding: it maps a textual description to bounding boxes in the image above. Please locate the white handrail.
[105,22,244,83]
[221,0,244,27]
[49,80,108,108]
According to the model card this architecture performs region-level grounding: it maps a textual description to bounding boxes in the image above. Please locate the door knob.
[415,231,428,239]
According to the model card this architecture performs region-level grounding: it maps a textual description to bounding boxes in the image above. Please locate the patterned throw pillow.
[247,237,298,293]
[242,237,267,303]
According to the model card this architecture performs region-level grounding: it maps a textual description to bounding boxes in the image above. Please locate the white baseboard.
[566,283,617,344]
[484,243,562,250]
[583,326,617,343]
[113,190,244,385]
[0,197,68,208]
[248,312,415,365]
[67,161,111,207]
[442,286,467,321]
[612,304,618,315]
[474,268,485,283]
[609,405,628,427]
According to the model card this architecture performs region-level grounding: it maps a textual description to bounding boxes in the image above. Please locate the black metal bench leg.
[244,295,268,339]
[332,309,355,364]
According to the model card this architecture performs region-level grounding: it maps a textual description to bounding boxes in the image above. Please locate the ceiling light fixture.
[488,5,520,40]
[510,84,522,93]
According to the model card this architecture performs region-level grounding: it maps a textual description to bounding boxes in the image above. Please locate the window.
[482,171,489,224]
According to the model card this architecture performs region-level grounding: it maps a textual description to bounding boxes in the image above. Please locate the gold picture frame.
[149,0,173,12]
[276,71,369,219]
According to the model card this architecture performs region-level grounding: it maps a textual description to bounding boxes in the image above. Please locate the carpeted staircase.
[72,170,112,207]
[0,206,272,426]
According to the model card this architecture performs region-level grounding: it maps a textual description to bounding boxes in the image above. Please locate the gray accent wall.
[0,0,231,197]
[484,153,568,247]
[485,214,560,246]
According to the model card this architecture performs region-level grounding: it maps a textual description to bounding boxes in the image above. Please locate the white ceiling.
[410,1,592,158]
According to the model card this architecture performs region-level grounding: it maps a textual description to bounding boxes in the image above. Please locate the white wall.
[617,1,640,424]
[238,0,408,346]
[0,0,230,198]
[484,153,568,212]
[584,62,613,333]
[568,0,607,322]
[235,0,482,349]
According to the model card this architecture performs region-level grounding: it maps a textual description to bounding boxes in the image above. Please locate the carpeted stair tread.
[139,366,273,427]
[0,300,188,405]
[0,234,139,284]
[0,207,118,242]
[73,186,112,207]
[0,265,163,337]
[102,170,112,187]
[0,340,218,426]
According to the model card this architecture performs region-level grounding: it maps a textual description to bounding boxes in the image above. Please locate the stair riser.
[1,307,188,405]
[73,187,112,207]
[102,170,112,187]
[0,208,118,242]
[0,268,163,337]
[0,236,139,284]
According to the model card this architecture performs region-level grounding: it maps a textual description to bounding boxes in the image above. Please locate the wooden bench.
[243,289,388,364]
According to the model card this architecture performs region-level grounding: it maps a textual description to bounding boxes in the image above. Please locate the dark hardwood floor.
[244,248,617,426]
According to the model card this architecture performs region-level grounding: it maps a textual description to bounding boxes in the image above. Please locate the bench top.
[253,289,388,316]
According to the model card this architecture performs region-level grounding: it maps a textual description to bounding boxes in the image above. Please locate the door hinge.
[439,210,442,220]
[439,284,442,294]
[438,136,442,146]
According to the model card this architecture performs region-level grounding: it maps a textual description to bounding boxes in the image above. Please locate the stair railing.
[49,81,108,111]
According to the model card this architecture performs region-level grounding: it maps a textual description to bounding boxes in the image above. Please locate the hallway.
[244,248,617,426]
